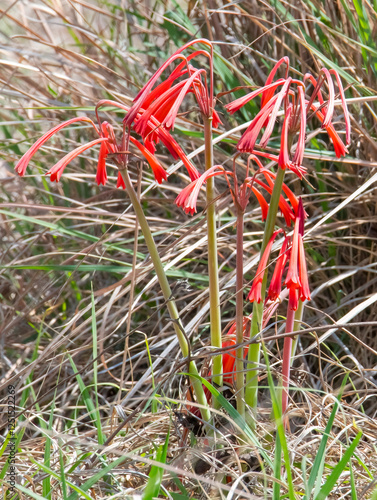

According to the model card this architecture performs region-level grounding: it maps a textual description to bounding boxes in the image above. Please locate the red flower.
[129,136,167,184]
[15,117,99,177]
[284,198,311,311]
[96,99,200,182]
[267,236,290,301]
[226,60,351,176]
[248,198,310,309]
[305,71,350,157]
[124,39,220,132]
[175,160,297,224]
[46,138,107,183]
[175,165,228,215]
[248,229,283,303]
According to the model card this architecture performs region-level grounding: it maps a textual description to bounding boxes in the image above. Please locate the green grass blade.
[306,376,349,499]
[59,438,68,500]
[91,286,104,445]
[42,401,56,498]
[66,455,127,500]
[314,432,362,500]
[273,431,282,500]
[349,457,357,500]
[29,458,93,500]
[16,485,54,500]
[262,344,296,500]
[142,429,170,500]
[67,354,105,446]
[195,374,273,469]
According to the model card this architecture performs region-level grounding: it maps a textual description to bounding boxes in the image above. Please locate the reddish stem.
[281,306,295,414]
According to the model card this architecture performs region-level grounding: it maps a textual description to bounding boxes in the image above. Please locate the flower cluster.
[225,58,350,178]
[15,39,223,188]
[175,159,300,226]
[248,198,310,311]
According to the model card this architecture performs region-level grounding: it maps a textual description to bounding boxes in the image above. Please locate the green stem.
[203,116,223,388]
[245,167,286,422]
[119,168,211,422]
[236,209,245,417]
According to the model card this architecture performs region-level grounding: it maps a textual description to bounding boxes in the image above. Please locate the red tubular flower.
[15,117,99,177]
[226,61,351,177]
[220,317,250,385]
[284,198,310,310]
[129,136,168,184]
[260,57,290,109]
[248,229,283,303]
[117,171,126,189]
[95,121,118,186]
[259,77,292,147]
[311,105,348,158]
[237,96,279,152]
[329,69,351,145]
[278,104,293,170]
[267,236,290,301]
[46,138,107,182]
[249,186,269,220]
[305,71,350,157]
[252,177,295,226]
[225,79,286,115]
[124,39,218,129]
[292,86,306,170]
[175,165,228,215]
[260,168,299,214]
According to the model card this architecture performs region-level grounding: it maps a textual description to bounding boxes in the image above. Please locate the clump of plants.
[13,38,362,498]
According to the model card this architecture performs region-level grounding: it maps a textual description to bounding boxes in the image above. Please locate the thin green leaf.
[307,375,349,499]
[142,429,170,500]
[314,432,362,500]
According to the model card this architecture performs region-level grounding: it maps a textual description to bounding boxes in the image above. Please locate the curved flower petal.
[175,165,228,215]
[278,104,293,170]
[124,39,212,126]
[225,79,285,114]
[129,136,167,184]
[261,57,290,109]
[15,117,99,176]
[268,236,290,301]
[46,138,107,182]
[329,69,351,146]
[248,229,283,303]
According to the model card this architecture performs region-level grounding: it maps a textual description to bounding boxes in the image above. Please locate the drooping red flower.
[46,138,107,183]
[124,39,221,137]
[175,159,298,224]
[175,165,228,215]
[248,198,310,309]
[129,136,167,184]
[283,198,311,311]
[225,59,351,177]
[15,117,100,177]
[96,99,200,182]
[267,236,290,301]
[248,229,284,303]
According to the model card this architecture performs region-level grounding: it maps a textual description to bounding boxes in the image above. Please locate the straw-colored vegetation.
[1,1,377,498]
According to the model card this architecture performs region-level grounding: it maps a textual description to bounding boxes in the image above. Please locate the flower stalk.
[203,116,223,389]
[119,166,211,423]
[245,166,286,419]
[235,208,245,417]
